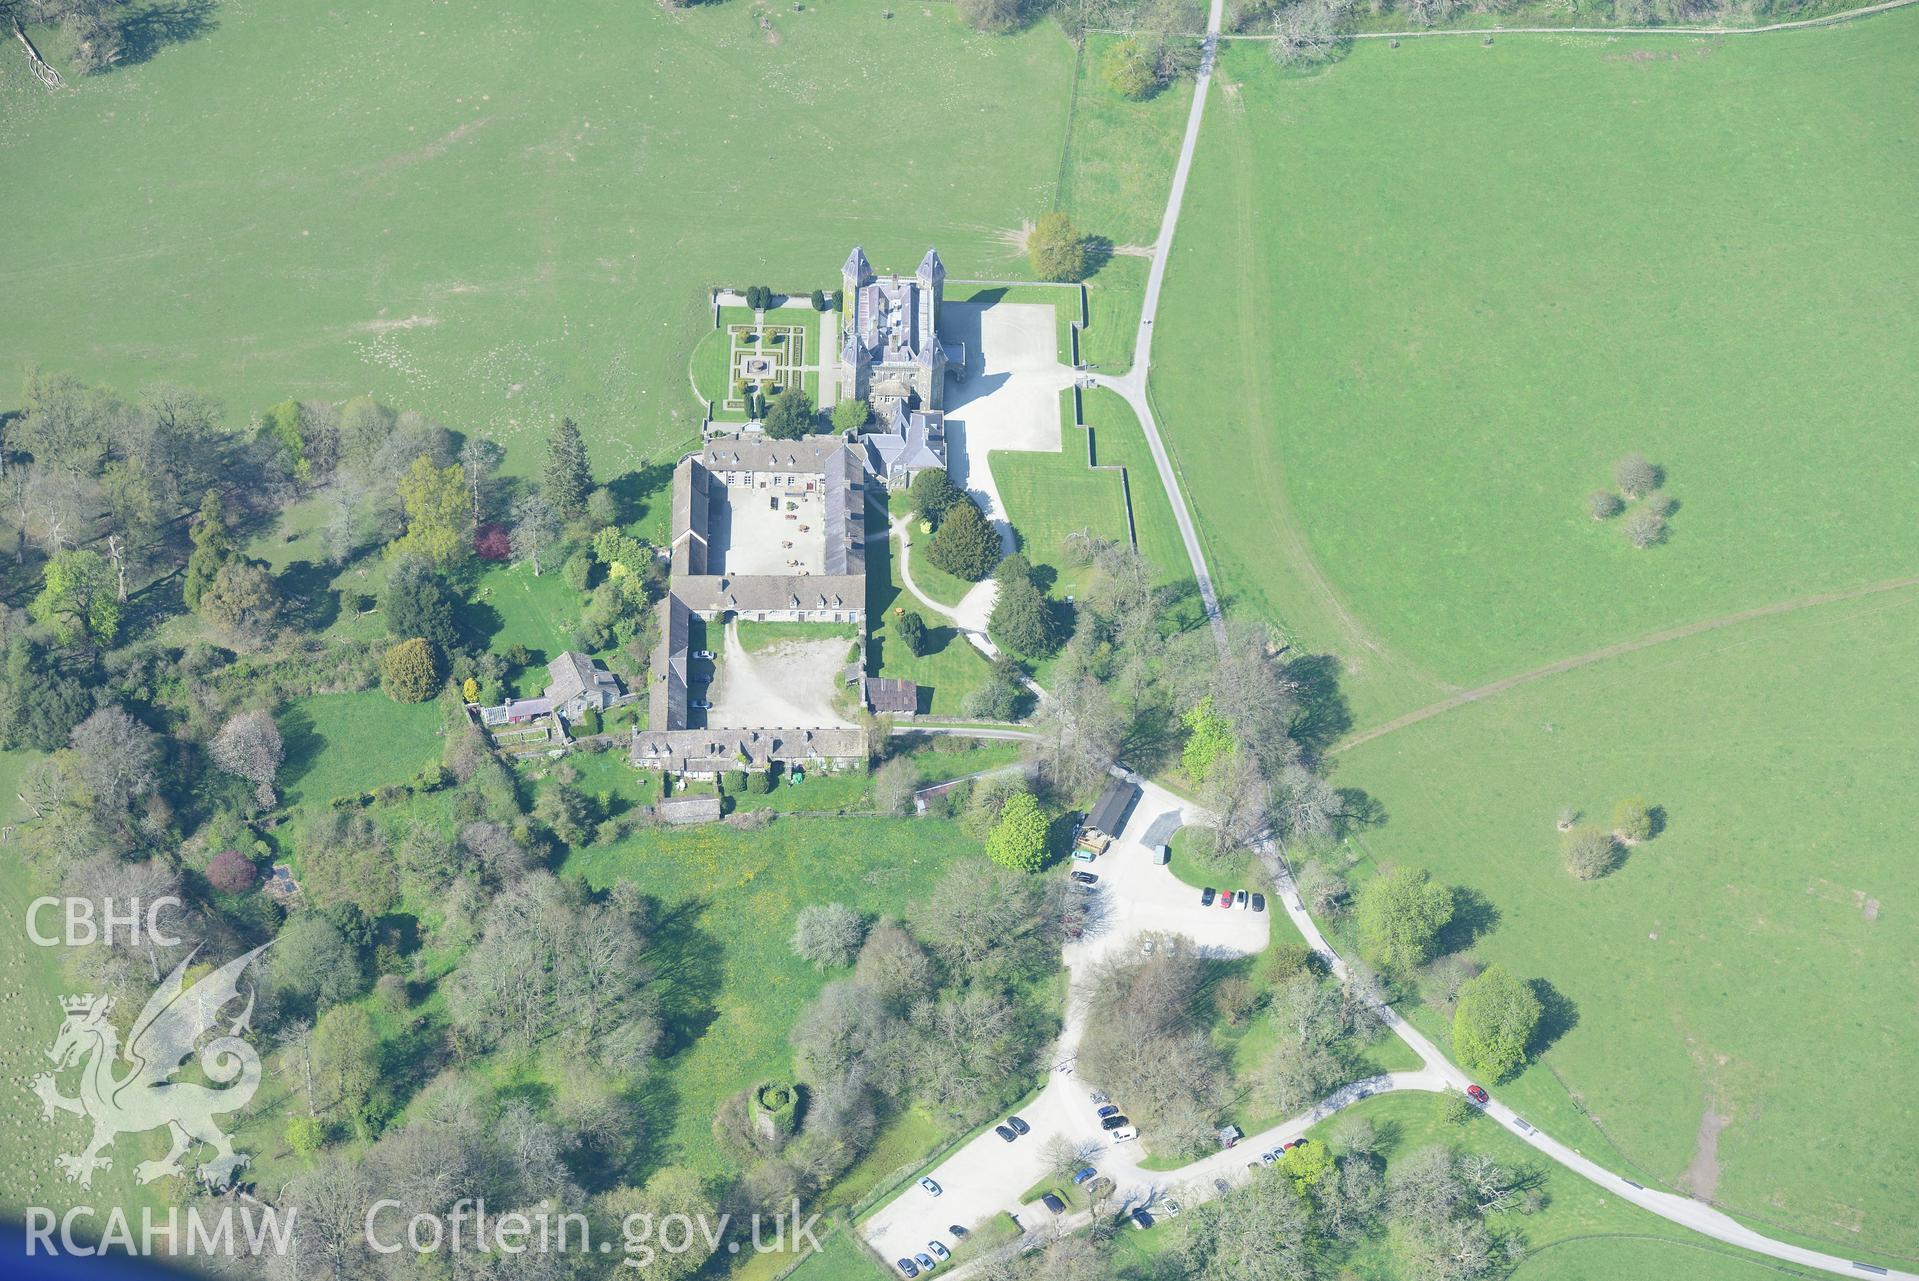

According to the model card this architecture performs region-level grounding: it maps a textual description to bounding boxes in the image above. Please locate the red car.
[1219,890,1236,911]
[1466,1084,1489,1106]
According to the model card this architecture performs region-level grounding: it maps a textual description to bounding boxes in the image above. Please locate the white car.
[928,1241,950,1261]
[920,1177,942,1197]
[692,650,717,660]
[1112,1126,1139,1143]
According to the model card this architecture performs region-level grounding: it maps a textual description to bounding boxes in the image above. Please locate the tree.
[1103,37,1161,99]
[311,1005,380,1125]
[1623,506,1666,548]
[207,849,257,895]
[380,556,462,655]
[873,756,917,817]
[267,914,371,1012]
[927,494,1001,581]
[791,902,866,970]
[0,636,93,751]
[985,789,1048,872]
[895,609,928,657]
[389,455,468,565]
[762,386,816,440]
[69,705,158,821]
[1279,1137,1337,1193]
[474,521,511,561]
[381,638,439,704]
[1029,211,1087,283]
[989,557,1062,658]
[1587,490,1622,520]
[182,489,234,609]
[544,417,593,518]
[196,559,282,649]
[1613,796,1655,843]
[1181,695,1236,782]
[909,467,961,523]
[1451,964,1542,1082]
[958,0,1026,33]
[1272,0,1351,67]
[1560,824,1617,880]
[284,1114,325,1161]
[1355,866,1453,974]
[831,396,870,433]
[31,549,119,645]
[1614,451,1657,499]
[457,435,504,525]
[210,709,284,807]
[510,493,561,575]
[810,288,827,311]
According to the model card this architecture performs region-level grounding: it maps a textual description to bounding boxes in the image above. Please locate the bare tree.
[790,902,865,970]
[209,708,285,807]
[1027,670,1122,796]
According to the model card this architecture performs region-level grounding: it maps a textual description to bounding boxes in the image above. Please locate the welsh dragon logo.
[31,943,269,1189]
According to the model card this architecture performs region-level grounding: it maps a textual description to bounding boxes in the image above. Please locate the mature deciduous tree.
[1356,865,1454,973]
[791,902,866,970]
[1451,963,1541,1081]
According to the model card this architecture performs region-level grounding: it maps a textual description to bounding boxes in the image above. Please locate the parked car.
[994,1124,1016,1143]
[1261,1150,1279,1165]
[1072,846,1098,863]
[1161,1199,1181,1219]
[690,700,712,711]
[1096,1104,1120,1119]
[1090,1091,1111,1105]
[1071,870,1098,885]
[1250,893,1266,913]
[691,650,716,661]
[1219,892,1235,911]
[928,1242,951,1261]
[1467,1084,1489,1106]
[1201,886,1216,906]
[920,1178,941,1197]
[1213,1178,1231,1195]
[1284,1138,1307,1151]
[915,1253,936,1272]
[1072,1167,1097,1185]
[1041,1193,1066,1215]
[948,1225,968,1239]
[1129,1208,1154,1230]
[1151,844,1170,865]
[1112,1126,1139,1142]
[896,1259,918,1277]
[1100,1114,1129,1130]
[1235,889,1249,908]
[1007,1115,1030,1136]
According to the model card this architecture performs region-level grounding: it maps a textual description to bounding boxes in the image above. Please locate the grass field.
[1153,15,1919,728]
[563,816,977,1181]
[866,506,996,716]
[1330,583,1919,1258]
[0,0,1077,479]
[278,690,445,806]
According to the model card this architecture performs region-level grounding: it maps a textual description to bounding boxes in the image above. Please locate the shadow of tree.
[277,558,340,634]
[1286,652,1352,759]
[644,896,727,1060]
[1527,977,1579,1058]
[1435,885,1501,957]
[276,702,323,794]
[116,1,220,69]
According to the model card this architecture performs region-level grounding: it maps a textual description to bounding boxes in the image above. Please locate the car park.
[1101,1114,1130,1130]
[1129,1208,1154,1230]
[1201,886,1216,906]
[994,1124,1016,1142]
[1007,1115,1030,1135]
[1073,1167,1097,1185]
[920,1178,941,1196]
[928,1242,950,1261]
[1112,1126,1138,1142]
[1250,893,1266,912]
[896,1261,918,1278]
[1041,1193,1066,1215]
[1467,1084,1489,1105]
[1071,870,1098,885]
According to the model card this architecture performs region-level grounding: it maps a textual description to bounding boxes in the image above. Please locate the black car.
[1041,1193,1066,1215]
[995,1124,1017,1142]
[896,1260,918,1278]
[1100,1114,1130,1131]
[1071,870,1099,885]
[1007,1115,1031,1135]
[1129,1208,1155,1230]
[1201,887,1217,907]
[948,1225,968,1239]
[1250,893,1266,913]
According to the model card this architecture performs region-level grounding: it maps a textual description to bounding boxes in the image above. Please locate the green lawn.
[735,620,859,655]
[780,1223,888,1281]
[1059,36,1194,249]
[563,816,978,1181]
[0,0,1077,480]
[278,691,445,806]
[866,506,996,717]
[1154,17,1919,728]
[991,434,1131,601]
[1330,584,1919,1258]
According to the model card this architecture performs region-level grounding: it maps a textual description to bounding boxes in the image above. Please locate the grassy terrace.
[1154,16,1919,729]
